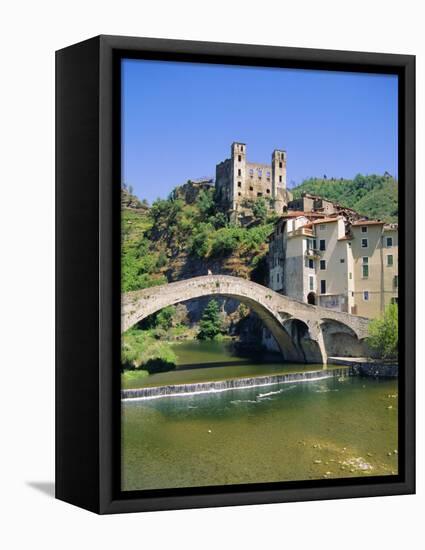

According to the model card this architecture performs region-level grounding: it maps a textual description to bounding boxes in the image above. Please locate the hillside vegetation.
[122,187,274,292]
[291,174,398,223]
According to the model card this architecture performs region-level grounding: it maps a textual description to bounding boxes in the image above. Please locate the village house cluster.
[267,194,398,319]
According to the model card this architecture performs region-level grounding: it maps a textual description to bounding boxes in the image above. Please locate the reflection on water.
[121,341,398,491]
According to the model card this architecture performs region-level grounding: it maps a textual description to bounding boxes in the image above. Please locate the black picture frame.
[56,35,415,514]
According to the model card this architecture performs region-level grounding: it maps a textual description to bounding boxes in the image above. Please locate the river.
[121,340,398,491]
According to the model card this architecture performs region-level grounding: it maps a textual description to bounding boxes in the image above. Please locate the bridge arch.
[282,319,323,363]
[320,318,365,358]
[122,275,369,364]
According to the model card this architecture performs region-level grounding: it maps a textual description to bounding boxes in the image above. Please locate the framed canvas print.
[56,35,415,514]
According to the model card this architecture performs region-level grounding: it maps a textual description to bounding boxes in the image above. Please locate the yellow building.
[350,221,398,317]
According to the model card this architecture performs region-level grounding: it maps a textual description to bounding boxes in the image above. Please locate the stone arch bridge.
[122,275,370,364]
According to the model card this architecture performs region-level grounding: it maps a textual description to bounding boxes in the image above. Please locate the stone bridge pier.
[122,275,370,364]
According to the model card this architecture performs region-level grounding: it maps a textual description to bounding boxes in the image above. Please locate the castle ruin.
[215,142,292,221]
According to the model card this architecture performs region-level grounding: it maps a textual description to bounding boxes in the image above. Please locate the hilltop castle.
[215,142,292,220]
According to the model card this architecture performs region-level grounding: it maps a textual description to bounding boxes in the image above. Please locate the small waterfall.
[122,367,351,401]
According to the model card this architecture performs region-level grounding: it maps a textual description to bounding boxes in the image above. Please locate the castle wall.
[215,158,232,210]
[242,161,274,202]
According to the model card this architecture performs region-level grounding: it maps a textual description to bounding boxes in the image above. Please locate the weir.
[121,366,350,400]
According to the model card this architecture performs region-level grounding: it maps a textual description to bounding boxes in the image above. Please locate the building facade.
[268,211,398,319]
[350,221,399,317]
[215,142,291,220]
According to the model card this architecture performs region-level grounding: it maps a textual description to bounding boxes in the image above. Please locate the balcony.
[305,248,321,259]
[288,227,314,238]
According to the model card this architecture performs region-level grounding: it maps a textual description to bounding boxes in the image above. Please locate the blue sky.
[122,59,398,204]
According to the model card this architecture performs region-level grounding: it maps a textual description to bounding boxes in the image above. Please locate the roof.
[299,193,359,213]
[312,216,341,224]
[281,211,326,218]
[351,220,385,226]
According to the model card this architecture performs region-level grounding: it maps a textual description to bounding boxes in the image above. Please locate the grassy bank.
[121,327,178,374]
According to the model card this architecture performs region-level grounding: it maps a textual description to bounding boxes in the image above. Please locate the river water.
[121,340,398,491]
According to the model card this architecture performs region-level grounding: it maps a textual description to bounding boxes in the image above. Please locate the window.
[319,224,326,231]
[249,186,254,191]
[266,171,271,178]
[249,169,254,176]
[277,273,279,283]
[238,155,241,162]
[363,291,369,301]
[320,280,326,294]
[279,175,282,183]
[361,238,368,248]
[362,257,368,278]
[394,275,399,288]
[349,272,352,280]
[279,161,283,168]
[340,258,345,263]
[391,297,399,305]
[266,189,270,194]
[238,192,241,196]
[320,259,326,270]
[387,254,394,267]
[257,169,262,178]
[361,226,368,233]
[308,259,314,269]
[319,239,326,251]
[238,169,241,176]
[237,181,242,188]
[386,237,393,248]
[257,192,263,197]
[307,238,317,251]
[309,276,314,291]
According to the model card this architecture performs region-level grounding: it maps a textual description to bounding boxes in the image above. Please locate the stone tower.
[271,149,287,213]
[231,142,246,211]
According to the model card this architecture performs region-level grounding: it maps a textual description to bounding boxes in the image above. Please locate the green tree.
[196,188,216,219]
[252,197,268,222]
[367,303,398,361]
[197,299,223,340]
[156,306,175,330]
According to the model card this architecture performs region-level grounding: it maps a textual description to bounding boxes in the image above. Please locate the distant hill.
[290,174,398,223]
